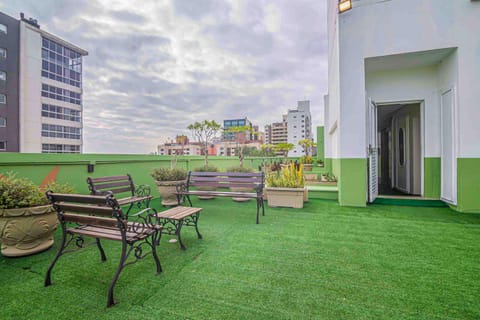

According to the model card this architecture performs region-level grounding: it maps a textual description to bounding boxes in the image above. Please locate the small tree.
[274,143,294,162]
[298,138,317,157]
[260,144,275,157]
[224,125,255,167]
[187,120,221,166]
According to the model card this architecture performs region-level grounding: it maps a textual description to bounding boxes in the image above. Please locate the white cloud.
[0,0,327,154]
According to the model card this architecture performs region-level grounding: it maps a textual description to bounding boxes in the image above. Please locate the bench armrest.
[134,184,151,197]
[130,207,161,228]
[255,183,264,196]
[175,181,187,194]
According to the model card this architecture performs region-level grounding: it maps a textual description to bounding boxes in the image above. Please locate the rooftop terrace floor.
[1,198,479,319]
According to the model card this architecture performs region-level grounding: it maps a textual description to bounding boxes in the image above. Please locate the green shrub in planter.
[150,167,187,182]
[226,166,255,173]
[194,165,219,172]
[0,172,75,257]
[150,168,188,206]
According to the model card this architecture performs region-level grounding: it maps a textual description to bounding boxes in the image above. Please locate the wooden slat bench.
[156,206,203,250]
[87,174,152,215]
[45,191,162,308]
[176,171,265,224]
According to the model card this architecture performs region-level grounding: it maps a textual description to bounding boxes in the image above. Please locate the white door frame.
[375,100,424,197]
[366,98,378,203]
[440,88,458,204]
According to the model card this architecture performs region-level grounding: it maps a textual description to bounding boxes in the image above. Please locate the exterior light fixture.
[338,0,352,13]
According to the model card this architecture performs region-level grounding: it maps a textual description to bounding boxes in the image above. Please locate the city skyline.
[0,1,327,154]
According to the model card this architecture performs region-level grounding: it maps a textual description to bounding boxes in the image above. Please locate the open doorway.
[377,103,421,196]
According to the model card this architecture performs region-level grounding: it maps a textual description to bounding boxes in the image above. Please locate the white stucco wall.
[366,65,441,158]
[329,0,480,158]
[326,0,340,159]
[19,22,42,152]
[19,22,84,153]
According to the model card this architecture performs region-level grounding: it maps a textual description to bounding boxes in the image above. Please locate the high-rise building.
[0,12,87,153]
[223,117,253,143]
[287,100,312,156]
[265,114,288,146]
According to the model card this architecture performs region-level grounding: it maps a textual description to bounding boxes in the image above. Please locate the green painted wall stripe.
[457,158,480,213]
[424,157,441,198]
[338,158,367,207]
[316,126,325,163]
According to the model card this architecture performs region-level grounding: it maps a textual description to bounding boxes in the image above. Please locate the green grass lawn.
[1,198,479,319]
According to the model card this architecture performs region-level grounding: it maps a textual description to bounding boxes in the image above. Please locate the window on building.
[0,141,6,151]
[41,37,82,88]
[41,124,81,139]
[0,24,6,34]
[42,144,80,153]
[0,71,6,81]
[0,117,5,127]
[41,104,81,122]
[41,84,81,105]
[0,48,6,59]
[0,94,5,104]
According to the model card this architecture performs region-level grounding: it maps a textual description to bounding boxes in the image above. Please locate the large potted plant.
[0,173,75,257]
[299,155,315,172]
[227,165,255,202]
[265,163,306,208]
[193,164,219,200]
[151,167,187,206]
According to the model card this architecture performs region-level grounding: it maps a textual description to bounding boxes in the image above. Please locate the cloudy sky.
[1,0,327,154]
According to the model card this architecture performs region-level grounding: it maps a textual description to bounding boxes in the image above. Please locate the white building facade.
[287,100,312,157]
[20,18,87,153]
[325,0,480,212]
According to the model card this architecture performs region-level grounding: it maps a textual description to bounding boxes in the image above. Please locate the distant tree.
[187,120,221,165]
[274,143,294,162]
[260,144,275,157]
[298,138,317,157]
[224,125,255,167]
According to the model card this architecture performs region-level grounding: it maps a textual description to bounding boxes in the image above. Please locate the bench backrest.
[87,174,135,197]
[187,171,264,191]
[46,192,125,228]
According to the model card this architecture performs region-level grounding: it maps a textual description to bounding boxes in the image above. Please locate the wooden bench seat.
[45,192,162,308]
[87,174,152,214]
[176,171,265,224]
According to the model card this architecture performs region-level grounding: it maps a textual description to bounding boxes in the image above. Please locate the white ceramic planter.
[230,187,253,202]
[0,205,57,257]
[197,186,216,200]
[156,180,185,206]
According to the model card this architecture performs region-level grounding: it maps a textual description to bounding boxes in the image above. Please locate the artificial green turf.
[1,198,479,319]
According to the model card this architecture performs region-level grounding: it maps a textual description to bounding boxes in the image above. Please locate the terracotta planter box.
[303,164,313,171]
[156,180,185,206]
[0,205,57,257]
[266,187,306,209]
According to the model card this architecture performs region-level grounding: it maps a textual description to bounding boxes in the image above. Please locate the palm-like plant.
[187,120,221,166]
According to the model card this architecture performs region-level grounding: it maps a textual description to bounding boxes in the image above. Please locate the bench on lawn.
[87,174,152,215]
[176,171,265,224]
[45,191,162,308]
